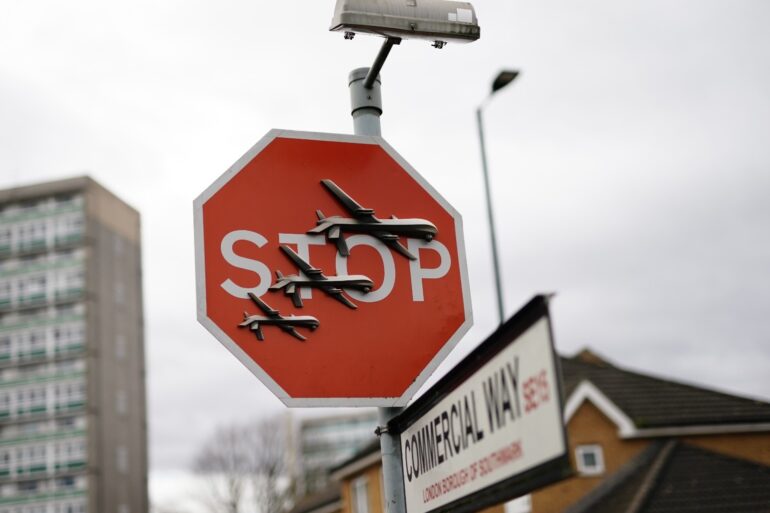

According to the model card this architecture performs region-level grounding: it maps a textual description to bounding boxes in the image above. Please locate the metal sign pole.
[348,66,407,513]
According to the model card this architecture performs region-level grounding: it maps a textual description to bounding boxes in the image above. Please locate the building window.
[114,234,124,255]
[114,281,125,304]
[17,479,39,493]
[115,334,126,360]
[116,390,127,415]
[56,416,76,429]
[0,228,10,249]
[575,444,605,476]
[57,475,76,489]
[117,446,128,474]
[352,476,369,513]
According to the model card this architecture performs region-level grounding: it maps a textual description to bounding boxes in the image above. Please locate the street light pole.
[349,63,408,513]
[333,5,483,512]
[477,69,520,325]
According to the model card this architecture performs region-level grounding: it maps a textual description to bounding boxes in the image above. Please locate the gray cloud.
[1,0,769,504]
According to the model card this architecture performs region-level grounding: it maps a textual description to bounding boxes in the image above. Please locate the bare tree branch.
[191,415,297,513]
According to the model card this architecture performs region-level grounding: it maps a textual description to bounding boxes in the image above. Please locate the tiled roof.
[643,444,770,512]
[560,350,770,428]
[566,441,770,513]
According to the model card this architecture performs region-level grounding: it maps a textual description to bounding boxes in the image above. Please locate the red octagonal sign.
[194,130,472,406]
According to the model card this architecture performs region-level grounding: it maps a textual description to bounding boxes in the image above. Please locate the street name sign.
[194,130,472,407]
[389,295,571,513]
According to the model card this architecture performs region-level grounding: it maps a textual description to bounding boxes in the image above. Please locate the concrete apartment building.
[297,411,378,495]
[0,177,147,513]
[293,349,770,513]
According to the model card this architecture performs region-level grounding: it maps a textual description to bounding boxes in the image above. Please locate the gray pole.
[348,67,407,513]
[476,106,505,325]
[349,67,383,136]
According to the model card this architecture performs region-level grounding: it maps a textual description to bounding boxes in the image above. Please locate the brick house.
[290,349,770,513]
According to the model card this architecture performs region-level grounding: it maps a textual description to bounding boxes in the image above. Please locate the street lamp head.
[330,0,481,48]
[491,69,520,94]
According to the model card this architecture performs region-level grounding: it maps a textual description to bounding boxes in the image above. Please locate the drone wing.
[321,179,378,223]
[248,293,281,318]
[280,325,307,342]
[320,284,357,309]
[385,239,417,260]
[280,245,326,279]
[371,231,417,260]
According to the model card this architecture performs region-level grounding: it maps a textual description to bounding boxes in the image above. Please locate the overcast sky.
[1,0,769,509]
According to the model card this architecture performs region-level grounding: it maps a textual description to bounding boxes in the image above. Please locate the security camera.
[330,0,480,46]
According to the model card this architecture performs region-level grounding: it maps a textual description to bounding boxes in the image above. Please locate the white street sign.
[391,296,570,513]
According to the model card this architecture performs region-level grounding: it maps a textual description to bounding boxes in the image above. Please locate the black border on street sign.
[388,294,573,513]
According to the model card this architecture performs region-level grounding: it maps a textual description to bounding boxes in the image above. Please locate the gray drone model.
[307,179,438,260]
[269,245,374,309]
[239,293,320,342]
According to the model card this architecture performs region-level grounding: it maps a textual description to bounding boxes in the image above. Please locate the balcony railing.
[54,233,83,248]
[0,288,84,314]
[55,343,85,355]
[0,427,86,446]
[55,400,85,412]
[17,240,47,255]
[15,464,47,476]
[54,460,86,472]
[16,294,47,309]
[16,404,48,416]
[0,343,86,369]
[0,233,85,262]
[0,487,86,505]
[55,288,83,303]
[0,200,82,223]
[17,349,48,361]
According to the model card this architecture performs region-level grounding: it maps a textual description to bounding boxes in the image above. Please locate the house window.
[352,476,369,513]
[575,444,605,475]
[504,495,532,513]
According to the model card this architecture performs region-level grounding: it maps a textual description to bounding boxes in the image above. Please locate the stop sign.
[194,130,472,406]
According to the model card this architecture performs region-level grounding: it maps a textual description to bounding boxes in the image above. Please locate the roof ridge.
[624,440,677,513]
[571,348,615,367]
